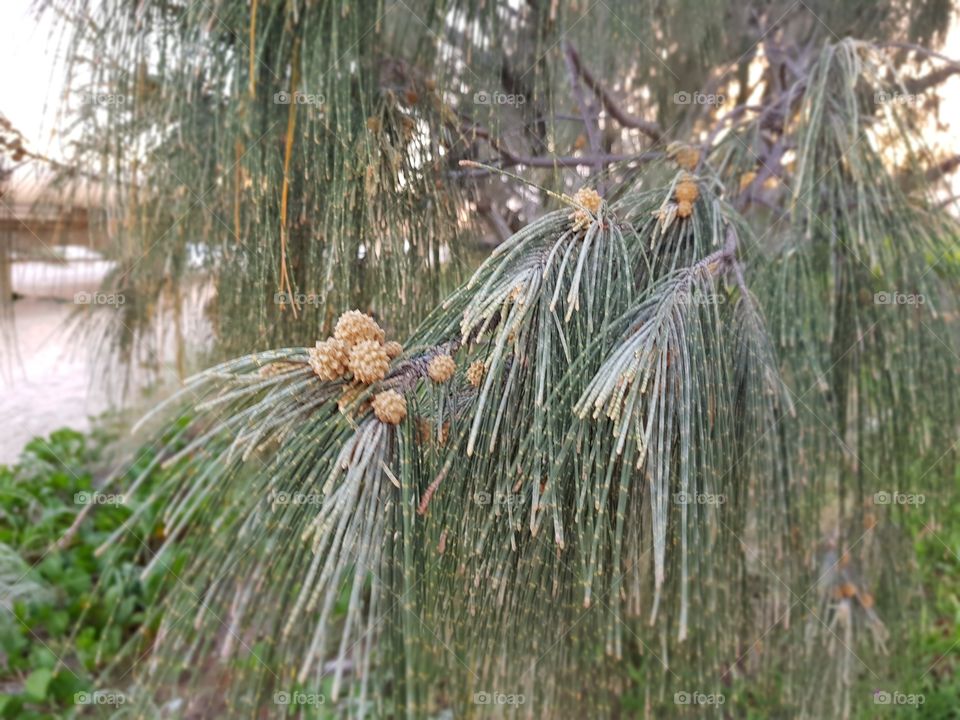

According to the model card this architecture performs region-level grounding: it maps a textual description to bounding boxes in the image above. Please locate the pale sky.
[0,1,67,160]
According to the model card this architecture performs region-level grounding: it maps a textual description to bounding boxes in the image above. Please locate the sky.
[0,1,67,161]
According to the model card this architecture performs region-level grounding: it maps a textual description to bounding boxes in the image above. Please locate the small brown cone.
[427,354,456,383]
[676,200,693,218]
[309,339,349,381]
[467,360,486,387]
[334,310,385,346]
[372,390,407,425]
[674,179,699,204]
[674,146,700,171]
[348,341,390,383]
[384,340,403,359]
[569,187,602,229]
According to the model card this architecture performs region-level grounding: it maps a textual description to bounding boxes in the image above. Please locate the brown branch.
[456,126,660,173]
[493,151,659,169]
[564,44,663,142]
[881,42,960,69]
[453,152,661,178]
[904,66,960,95]
[880,41,960,94]
[924,154,960,183]
[380,340,462,393]
[562,41,603,176]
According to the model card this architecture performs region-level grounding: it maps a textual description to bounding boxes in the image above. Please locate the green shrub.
[0,427,185,718]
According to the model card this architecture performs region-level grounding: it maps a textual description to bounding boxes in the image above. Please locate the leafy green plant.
[897,475,960,719]
[0,428,187,718]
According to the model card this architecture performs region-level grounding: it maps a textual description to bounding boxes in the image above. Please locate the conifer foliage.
[31,0,960,716]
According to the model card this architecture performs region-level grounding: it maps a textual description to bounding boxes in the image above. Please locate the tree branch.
[904,65,960,95]
[880,41,960,94]
[562,41,604,176]
[881,41,960,69]
[924,153,960,183]
[455,124,660,174]
[563,43,664,142]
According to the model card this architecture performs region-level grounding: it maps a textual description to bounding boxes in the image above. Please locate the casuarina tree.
[28,0,960,716]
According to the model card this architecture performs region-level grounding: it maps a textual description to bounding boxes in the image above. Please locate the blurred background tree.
[27,0,959,363]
